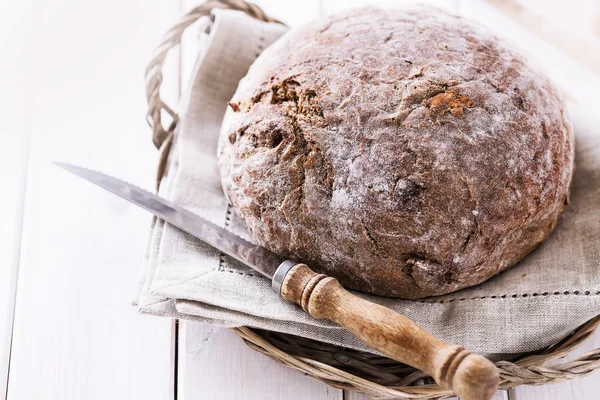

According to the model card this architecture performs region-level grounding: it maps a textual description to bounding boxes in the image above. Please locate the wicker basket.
[145,1,600,398]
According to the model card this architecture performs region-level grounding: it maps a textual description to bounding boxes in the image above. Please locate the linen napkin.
[133,8,600,357]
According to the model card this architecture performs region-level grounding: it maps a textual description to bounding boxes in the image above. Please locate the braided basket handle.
[145,0,284,150]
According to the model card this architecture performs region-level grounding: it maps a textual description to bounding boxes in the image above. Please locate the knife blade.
[55,161,500,400]
[54,162,295,289]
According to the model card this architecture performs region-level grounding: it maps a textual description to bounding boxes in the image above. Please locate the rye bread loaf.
[217,6,575,298]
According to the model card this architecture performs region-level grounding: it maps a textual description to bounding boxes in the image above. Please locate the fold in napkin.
[133,9,600,357]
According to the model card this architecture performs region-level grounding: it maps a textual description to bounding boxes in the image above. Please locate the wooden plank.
[179,322,342,400]
[6,0,180,399]
[0,1,32,396]
[176,1,341,399]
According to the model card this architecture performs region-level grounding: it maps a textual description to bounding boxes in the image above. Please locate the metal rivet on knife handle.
[278,263,500,400]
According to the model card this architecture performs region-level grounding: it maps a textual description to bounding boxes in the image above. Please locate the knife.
[56,162,499,400]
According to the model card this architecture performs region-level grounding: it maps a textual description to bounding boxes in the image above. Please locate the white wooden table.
[1,1,599,399]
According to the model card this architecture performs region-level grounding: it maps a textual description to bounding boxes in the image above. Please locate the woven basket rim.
[145,1,600,398]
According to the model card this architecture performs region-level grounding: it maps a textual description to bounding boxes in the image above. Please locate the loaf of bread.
[217,6,574,298]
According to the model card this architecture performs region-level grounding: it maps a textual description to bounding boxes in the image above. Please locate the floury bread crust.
[217,6,574,298]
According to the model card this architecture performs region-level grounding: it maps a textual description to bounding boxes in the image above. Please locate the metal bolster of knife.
[271,260,300,295]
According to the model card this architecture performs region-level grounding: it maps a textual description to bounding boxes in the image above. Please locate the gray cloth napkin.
[133,9,600,357]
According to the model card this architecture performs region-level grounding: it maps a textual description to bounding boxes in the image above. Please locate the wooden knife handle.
[278,263,499,400]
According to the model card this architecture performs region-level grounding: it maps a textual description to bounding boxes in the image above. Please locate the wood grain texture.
[281,264,499,400]
[5,0,179,399]
[0,1,33,395]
